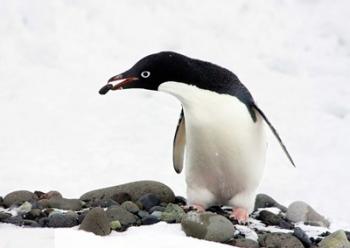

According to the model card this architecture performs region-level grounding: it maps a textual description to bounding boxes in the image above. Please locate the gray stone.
[137,210,149,218]
[181,211,235,242]
[80,181,175,204]
[121,201,140,214]
[258,232,304,248]
[138,193,161,211]
[142,215,160,225]
[3,215,23,226]
[161,203,185,223]
[254,193,287,212]
[151,211,162,219]
[79,207,111,236]
[0,212,12,221]
[293,227,312,247]
[3,190,37,207]
[149,206,165,213]
[227,238,259,248]
[111,192,131,204]
[287,201,330,227]
[257,210,293,229]
[318,230,350,248]
[47,212,78,227]
[17,201,32,214]
[38,197,83,211]
[23,219,40,227]
[106,205,138,227]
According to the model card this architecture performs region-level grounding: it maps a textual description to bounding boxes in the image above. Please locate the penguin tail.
[252,104,296,167]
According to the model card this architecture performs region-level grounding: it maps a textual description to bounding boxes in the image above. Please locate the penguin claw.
[230,207,249,224]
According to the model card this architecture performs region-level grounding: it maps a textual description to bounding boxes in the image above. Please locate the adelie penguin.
[99,51,295,223]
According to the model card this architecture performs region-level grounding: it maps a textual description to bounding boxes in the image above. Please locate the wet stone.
[294,226,312,247]
[138,193,160,211]
[257,210,294,229]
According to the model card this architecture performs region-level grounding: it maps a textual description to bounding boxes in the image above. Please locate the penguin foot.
[185,204,205,212]
[230,207,249,224]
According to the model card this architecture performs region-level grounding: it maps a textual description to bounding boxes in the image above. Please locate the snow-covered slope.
[0,0,349,246]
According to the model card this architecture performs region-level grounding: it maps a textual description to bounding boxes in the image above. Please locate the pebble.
[181,211,235,242]
[258,232,304,248]
[47,212,78,228]
[151,211,162,219]
[293,226,312,247]
[106,205,138,227]
[149,206,165,213]
[121,201,140,214]
[142,215,160,225]
[138,193,160,211]
[160,203,185,223]
[0,211,12,221]
[17,201,32,214]
[318,230,350,248]
[80,180,175,204]
[257,210,294,229]
[3,215,24,226]
[287,201,330,227]
[110,220,122,231]
[137,210,149,218]
[111,192,132,204]
[23,219,40,227]
[39,197,83,211]
[3,190,38,207]
[174,196,187,206]
[79,207,111,236]
[254,194,287,212]
[0,196,4,207]
[227,238,260,248]
[86,198,118,208]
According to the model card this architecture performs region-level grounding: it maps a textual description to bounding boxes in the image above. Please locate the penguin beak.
[99,74,139,95]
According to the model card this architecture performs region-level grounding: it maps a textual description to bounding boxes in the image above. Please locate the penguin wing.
[252,104,296,167]
[173,108,186,174]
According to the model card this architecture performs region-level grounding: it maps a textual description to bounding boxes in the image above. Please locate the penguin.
[99,51,295,223]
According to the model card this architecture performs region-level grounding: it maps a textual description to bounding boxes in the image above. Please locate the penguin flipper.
[252,104,296,167]
[173,108,186,174]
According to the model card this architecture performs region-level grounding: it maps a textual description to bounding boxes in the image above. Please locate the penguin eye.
[141,71,151,79]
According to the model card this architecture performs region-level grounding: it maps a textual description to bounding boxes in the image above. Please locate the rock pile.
[0,181,349,248]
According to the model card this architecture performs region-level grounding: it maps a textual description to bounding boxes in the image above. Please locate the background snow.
[0,0,349,246]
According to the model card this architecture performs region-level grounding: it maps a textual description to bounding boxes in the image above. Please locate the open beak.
[99,74,139,95]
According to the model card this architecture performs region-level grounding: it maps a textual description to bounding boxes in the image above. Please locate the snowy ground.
[0,0,349,247]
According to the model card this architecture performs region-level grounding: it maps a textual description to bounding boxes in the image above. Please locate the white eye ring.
[141,71,151,78]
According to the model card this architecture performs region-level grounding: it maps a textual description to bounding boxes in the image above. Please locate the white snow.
[0,0,350,247]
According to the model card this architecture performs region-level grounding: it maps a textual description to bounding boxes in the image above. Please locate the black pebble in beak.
[99,84,113,95]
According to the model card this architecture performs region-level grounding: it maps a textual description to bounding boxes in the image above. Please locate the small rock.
[3,190,37,207]
[149,206,165,213]
[106,205,138,227]
[254,194,287,212]
[77,211,88,224]
[47,212,78,228]
[110,220,122,231]
[151,211,162,219]
[38,217,50,227]
[111,192,132,204]
[3,215,24,226]
[287,201,330,227]
[257,210,294,229]
[79,207,111,236]
[161,203,185,223]
[23,219,40,227]
[121,201,140,214]
[41,197,83,211]
[86,198,118,208]
[294,227,312,247]
[25,208,44,220]
[137,210,149,218]
[181,211,235,242]
[345,231,350,242]
[258,232,304,248]
[0,196,4,207]
[227,238,260,248]
[80,181,175,204]
[0,212,12,221]
[17,201,32,214]
[138,193,160,211]
[174,196,187,206]
[318,230,350,248]
[142,215,160,225]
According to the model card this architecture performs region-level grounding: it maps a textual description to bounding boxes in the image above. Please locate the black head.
[99,51,195,94]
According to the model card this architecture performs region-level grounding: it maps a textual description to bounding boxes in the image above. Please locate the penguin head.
[100,51,191,95]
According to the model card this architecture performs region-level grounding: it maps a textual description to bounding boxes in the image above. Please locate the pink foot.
[230,207,249,224]
[184,204,205,212]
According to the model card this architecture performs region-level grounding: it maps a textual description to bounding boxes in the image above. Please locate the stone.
[106,205,138,227]
[47,212,79,228]
[149,206,165,213]
[80,181,175,204]
[227,238,260,248]
[0,196,4,207]
[287,201,330,227]
[257,210,294,229]
[137,210,149,218]
[79,207,111,236]
[151,211,162,219]
[3,190,37,207]
[142,215,160,225]
[38,217,50,227]
[41,191,63,199]
[25,208,44,220]
[17,201,32,214]
[258,232,304,248]
[161,203,185,223]
[318,230,350,248]
[138,193,161,211]
[0,212,12,221]
[33,191,45,199]
[3,215,24,226]
[121,201,140,214]
[39,197,83,211]
[294,227,312,247]
[23,219,40,227]
[254,193,287,212]
[111,192,132,204]
[174,196,187,206]
[86,198,118,208]
[110,220,122,231]
[181,211,235,242]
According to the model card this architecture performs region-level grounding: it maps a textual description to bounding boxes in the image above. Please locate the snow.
[0,0,350,247]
